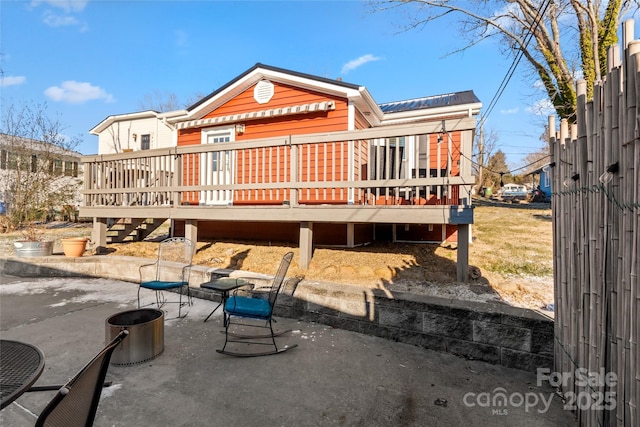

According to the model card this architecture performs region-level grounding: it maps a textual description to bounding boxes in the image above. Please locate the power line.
[478,0,552,129]
[463,150,551,176]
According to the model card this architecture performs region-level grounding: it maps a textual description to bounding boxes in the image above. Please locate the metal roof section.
[379,90,481,113]
[378,90,482,126]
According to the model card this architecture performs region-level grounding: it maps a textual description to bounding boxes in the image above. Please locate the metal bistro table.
[0,340,45,409]
[201,277,251,325]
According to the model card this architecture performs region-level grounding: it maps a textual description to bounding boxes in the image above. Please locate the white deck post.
[456,224,470,282]
[92,218,107,254]
[299,222,313,269]
[184,220,198,245]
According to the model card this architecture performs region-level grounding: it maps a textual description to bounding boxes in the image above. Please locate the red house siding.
[177,82,355,205]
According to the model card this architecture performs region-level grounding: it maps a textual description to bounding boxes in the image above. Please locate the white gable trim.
[175,66,380,125]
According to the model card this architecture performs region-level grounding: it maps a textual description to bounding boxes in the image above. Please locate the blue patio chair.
[138,237,196,319]
[216,251,298,357]
[34,330,128,427]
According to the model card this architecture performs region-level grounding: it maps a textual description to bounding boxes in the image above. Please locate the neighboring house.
[83,63,482,279]
[0,133,83,218]
[526,163,553,198]
[90,110,185,154]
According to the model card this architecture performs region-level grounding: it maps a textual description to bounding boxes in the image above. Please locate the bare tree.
[138,90,181,112]
[473,126,499,192]
[375,0,637,123]
[106,122,123,153]
[138,90,208,112]
[0,101,82,231]
[520,144,551,175]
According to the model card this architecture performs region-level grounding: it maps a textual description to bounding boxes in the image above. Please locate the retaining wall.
[1,255,553,372]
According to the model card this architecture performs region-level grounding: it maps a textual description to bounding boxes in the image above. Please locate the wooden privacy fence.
[551,20,639,427]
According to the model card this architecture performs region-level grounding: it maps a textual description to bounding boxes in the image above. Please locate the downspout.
[347,101,355,204]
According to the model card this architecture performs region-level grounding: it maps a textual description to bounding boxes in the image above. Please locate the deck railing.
[82,120,476,210]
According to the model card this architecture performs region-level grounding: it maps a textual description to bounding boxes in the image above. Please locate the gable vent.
[254,80,274,104]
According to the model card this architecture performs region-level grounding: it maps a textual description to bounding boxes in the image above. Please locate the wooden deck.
[80,120,475,278]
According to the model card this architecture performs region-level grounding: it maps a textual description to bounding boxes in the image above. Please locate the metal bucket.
[106,308,164,366]
[13,241,54,257]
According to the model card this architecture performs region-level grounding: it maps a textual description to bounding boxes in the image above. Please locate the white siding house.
[90,110,186,155]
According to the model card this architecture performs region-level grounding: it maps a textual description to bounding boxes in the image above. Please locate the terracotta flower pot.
[61,237,90,257]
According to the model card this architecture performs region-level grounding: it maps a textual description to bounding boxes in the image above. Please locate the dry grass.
[471,204,553,277]
[0,202,555,310]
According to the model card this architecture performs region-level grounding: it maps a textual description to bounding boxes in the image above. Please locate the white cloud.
[527,98,556,116]
[30,0,88,13]
[30,1,88,30]
[500,107,519,115]
[174,30,189,48]
[43,10,79,27]
[44,81,115,104]
[0,76,27,88]
[533,80,546,90]
[341,54,382,74]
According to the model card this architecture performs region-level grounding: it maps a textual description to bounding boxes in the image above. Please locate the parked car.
[497,184,529,201]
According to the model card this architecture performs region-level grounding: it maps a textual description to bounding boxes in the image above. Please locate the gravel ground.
[0,220,554,315]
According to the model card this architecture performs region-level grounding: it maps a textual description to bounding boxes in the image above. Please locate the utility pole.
[477,124,484,193]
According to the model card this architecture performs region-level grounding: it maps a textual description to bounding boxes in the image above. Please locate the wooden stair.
[107,218,168,243]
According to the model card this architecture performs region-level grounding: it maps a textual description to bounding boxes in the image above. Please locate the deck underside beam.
[80,205,473,225]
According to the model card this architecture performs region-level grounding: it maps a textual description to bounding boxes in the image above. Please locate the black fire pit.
[106,308,164,366]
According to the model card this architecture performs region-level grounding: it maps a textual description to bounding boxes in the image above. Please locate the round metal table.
[0,340,45,409]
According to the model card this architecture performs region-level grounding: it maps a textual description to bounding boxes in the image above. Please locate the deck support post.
[456,224,470,282]
[299,222,313,269]
[346,223,355,248]
[92,218,108,254]
[185,220,198,245]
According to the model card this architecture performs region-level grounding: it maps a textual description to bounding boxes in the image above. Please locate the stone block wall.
[272,280,554,372]
[1,255,553,371]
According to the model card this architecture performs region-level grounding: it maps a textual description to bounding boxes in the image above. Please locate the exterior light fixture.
[599,162,619,184]
[132,133,137,141]
[235,124,245,135]
[563,173,579,187]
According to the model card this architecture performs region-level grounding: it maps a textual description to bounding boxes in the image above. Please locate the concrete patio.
[0,274,576,426]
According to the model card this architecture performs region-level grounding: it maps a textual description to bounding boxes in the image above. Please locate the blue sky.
[1,0,557,168]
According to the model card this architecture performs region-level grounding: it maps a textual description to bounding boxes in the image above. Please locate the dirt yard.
[0,201,554,313]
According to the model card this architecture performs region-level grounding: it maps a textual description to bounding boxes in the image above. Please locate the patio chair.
[217,251,297,357]
[34,330,128,427]
[138,237,196,318]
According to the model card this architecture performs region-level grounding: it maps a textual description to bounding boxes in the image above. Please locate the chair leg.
[216,315,297,357]
[220,316,231,353]
[268,318,278,351]
[154,290,165,309]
